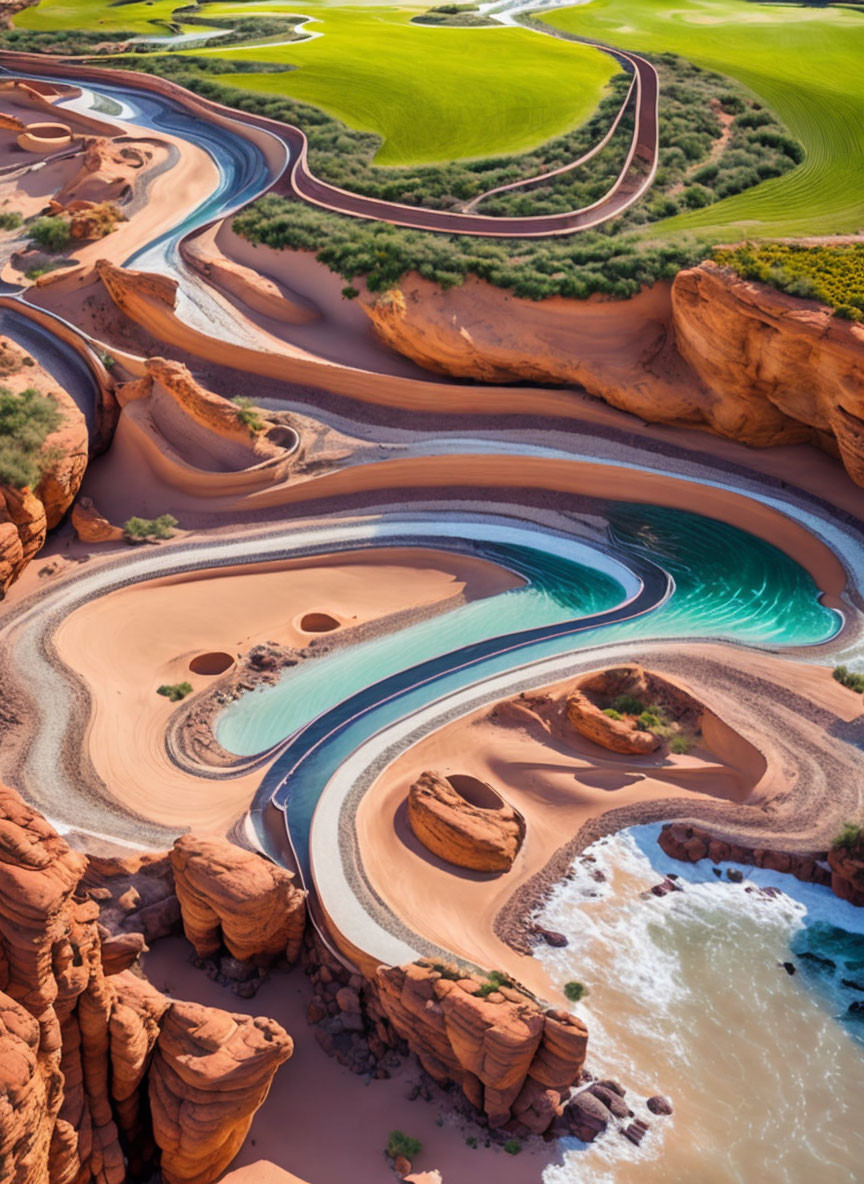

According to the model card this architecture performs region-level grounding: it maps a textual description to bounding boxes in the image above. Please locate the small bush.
[157,682,193,702]
[124,514,178,540]
[503,1139,522,1155]
[387,1131,422,1161]
[28,215,71,252]
[231,396,265,434]
[612,693,644,715]
[0,386,62,488]
[563,980,586,1002]
[833,665,864,694]
[0,211,22,230]
[668,734,693,755]
[602,707,623,720]
[833,823,864,854]
[341,284,359,299]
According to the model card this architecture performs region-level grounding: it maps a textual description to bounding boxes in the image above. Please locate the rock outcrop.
[359,262,864,486]
[374,960,587,1131]
[71,495,124,543]
[149,1001,293,1184]
[170,835,307,965]
[656,823,864,899]
[0,784,293,1184]
[565,688,659,755]
[407,770,525,872]
[0,336,88,595]
[56,138,152,207]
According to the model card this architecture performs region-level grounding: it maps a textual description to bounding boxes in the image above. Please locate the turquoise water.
[218,504,840,757]
[217,538,627,754]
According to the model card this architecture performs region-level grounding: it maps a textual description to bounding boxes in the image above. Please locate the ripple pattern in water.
[216,506,840,757]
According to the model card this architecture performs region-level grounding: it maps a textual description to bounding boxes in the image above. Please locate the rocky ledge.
[360,261,864,486]
[659,823,864,907]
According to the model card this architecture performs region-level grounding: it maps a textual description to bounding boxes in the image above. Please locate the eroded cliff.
[0,337,88,596]
[360,262,864,484]
[0,785,293,1184]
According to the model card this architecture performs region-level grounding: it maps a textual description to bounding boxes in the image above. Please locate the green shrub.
[668,734,693,755]
[0,386,62,488]
[612,693,644,715]
[387,1131,422,1161]
[28,215,71,252]
[231,396,265,434]
[0,211,22,231]
[341,285,359,299]
[833,823,864,854]
[602,707,623,720]
[124,514,178,540]
[715,244,864,317]
[156,682,193,702]
[833,665,864,693]
[563,980,586,1002]
[503,1139,522,1155]
[636,708,664,731]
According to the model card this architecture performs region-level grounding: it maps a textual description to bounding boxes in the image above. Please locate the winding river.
[1,32,863,1182]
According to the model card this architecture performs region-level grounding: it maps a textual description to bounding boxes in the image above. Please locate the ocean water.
[534,827,864,1184]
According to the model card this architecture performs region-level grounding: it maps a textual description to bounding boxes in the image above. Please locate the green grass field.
[180,4,617,164]
[14,0,618,166]
[13,0,217,36]
[546,0,864,239]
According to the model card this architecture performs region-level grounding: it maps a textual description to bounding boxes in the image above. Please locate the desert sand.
[354,649,863,1001]
[52,547,522,833]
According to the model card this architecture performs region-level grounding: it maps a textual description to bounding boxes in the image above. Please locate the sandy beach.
[51,546,522,834]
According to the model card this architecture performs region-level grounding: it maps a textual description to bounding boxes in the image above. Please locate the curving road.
[0,36,659,238]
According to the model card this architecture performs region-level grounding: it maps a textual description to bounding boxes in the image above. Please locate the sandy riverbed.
[52,546,521,834]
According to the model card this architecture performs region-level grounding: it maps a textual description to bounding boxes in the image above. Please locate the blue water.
[219,504,840,756]
[214,504,842,882]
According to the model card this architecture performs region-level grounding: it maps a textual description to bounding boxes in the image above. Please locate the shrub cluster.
[157,681,193,702]
[0,386,62,489]
[29,215,72,252]
[833,822,864,856]
[124,514,178,540]
[833,665,864,693]
[233,196,712,300]
[715,243,864,320]
[386,1131,422,1161]
[231,396,265,434]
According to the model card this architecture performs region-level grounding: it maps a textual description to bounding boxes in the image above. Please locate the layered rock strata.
[407,770,525,872]
[0,785,293,1184]
[658,823,864,906]
[170,835,307,965]
[0,337,88,595]
[373,960,588,1132]
[359,261,864,485]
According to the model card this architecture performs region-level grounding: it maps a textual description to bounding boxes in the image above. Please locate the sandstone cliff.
[407,770,525,872]
[170,835,307,965]
[359,262,864,485]
[0,785,293,1184]
[0,337,88,596]
[373,960,587,1132]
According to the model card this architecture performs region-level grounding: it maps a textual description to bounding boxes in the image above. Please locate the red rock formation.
[0,336,88,595]
[170,835,307,964]
[71,495,124,543]
[565,689,659,755]
[56,138,152,207]
[150,1001,293,1184]
[359,263,864,486]
[374,961,587,1131]
[828,845,864,907]
[97,256,179,309]
[0,786,294,1184]
[658,823,839,891]
[408,770,525,872]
